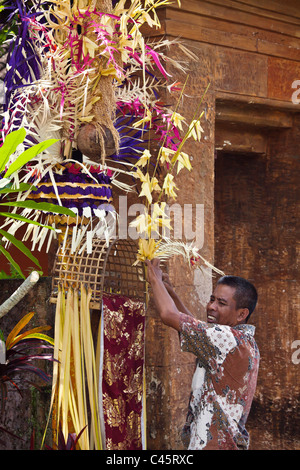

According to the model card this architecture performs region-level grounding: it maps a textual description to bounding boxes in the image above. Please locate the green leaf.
[0,128,26,173]
[0,244,25,279]
[0,269,9,279]
[0,229,42,271]
[0,328,5,342]
[0,200,76,217]
[0,212,55,230]
[4,138,59,178]
[24,333,54,346]
[0,183,37,194]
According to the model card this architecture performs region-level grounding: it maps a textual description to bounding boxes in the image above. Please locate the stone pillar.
[145,41,216,450]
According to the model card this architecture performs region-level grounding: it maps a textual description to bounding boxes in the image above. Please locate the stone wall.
[143,0,300,450]
[214,124,300,449]
[1,0,300,451]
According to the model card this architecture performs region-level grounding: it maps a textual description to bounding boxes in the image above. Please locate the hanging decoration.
[1,0,225,452]
[0,0,196,255]
[43,285,102,450]
[25,161,116,252]
[43,239,147,451]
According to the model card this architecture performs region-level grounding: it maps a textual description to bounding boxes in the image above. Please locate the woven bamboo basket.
[50,237,146,309]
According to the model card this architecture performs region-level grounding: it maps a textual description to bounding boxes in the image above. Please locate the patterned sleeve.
[179,313,237,371]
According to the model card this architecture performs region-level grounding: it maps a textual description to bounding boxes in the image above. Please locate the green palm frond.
[0,128,75,277]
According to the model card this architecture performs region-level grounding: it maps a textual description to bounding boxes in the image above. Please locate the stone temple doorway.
[214,111,300,449]
[214,150,266,280]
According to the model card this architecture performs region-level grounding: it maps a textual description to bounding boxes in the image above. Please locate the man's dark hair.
[216,275,258,322]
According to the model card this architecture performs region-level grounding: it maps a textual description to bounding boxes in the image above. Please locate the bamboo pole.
[0,271,40,319]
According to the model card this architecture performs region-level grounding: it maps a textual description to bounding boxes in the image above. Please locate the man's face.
[206,284,245,327]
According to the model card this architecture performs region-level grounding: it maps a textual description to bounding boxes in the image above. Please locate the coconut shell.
[77,123,117,161]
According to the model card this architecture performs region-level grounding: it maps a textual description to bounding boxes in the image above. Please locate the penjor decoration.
[1,0,224,452]
[1,0,195,255]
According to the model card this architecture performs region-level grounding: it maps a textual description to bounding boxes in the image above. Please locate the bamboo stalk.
[0,271,40,319]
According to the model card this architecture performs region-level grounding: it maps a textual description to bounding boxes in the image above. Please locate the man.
[146,258,260,450]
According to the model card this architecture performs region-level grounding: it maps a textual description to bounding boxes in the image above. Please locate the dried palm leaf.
[156,238,225,276]
[42,284,102,450]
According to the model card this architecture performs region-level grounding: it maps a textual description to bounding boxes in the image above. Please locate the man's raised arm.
[146,259,182,331]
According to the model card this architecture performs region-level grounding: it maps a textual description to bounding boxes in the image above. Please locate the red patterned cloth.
[99,294,146,450]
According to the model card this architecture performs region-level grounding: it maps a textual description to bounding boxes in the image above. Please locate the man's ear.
[237,308,249,323]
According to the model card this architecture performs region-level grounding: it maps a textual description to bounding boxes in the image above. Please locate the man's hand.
[146,259,175,293]
[162,272,176,297]
[160,264,195,319]
[145,258,193,328]
[146,258,163,285]
[145,258,181,330]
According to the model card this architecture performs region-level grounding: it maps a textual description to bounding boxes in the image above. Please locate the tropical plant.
[0,311,54,448]
[0,264,23,279]
[42,424,87,451]
[0,128,75,278]
[0,311,54,407]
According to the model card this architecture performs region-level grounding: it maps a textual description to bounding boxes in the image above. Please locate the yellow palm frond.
[156,238,225,276]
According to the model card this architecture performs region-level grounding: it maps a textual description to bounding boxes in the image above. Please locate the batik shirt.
[179,313,260,450]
